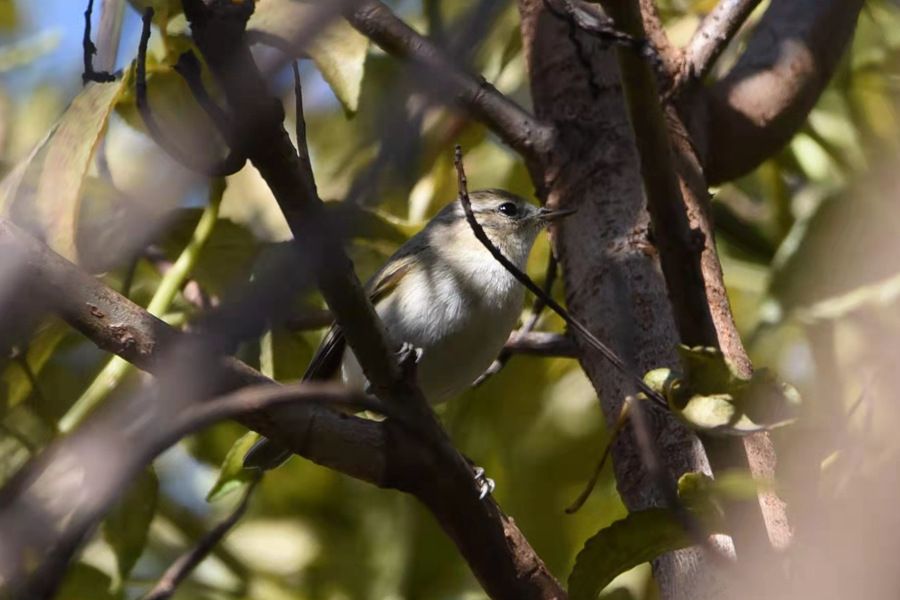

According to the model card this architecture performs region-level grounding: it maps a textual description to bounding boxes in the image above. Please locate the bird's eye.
[497,202,518,217]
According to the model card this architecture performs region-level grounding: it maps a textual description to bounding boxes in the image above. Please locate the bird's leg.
[364,342,423,396]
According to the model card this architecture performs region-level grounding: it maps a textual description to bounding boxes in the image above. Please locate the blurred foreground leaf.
[0,81,124,261]
[248,0,369,113]
[103,467,159,581]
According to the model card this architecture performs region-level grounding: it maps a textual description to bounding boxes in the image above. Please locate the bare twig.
[135,9,245,177]
[172,51,236,140]
[565,401,630,513]
[142,476,261,600]
[454,145,667,409]
[143,480,255,599]
[474,255,559,386]
[82,0,117,84]
[345,0,555,162]
[679,0,763,89]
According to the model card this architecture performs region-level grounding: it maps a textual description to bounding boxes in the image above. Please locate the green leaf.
[0,319,69,413]
[1,80,124,261]
[207,430,260,502]
[642,346,800,436]
[156,210,261,298]
[569,509,693,600]
[103,468,158,581]
[56,563,122,600]
[569,473,725,600]
[248,1,369,113]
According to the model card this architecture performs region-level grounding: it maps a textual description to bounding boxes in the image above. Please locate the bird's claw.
[397,342,424,368]
[473,466,495,500]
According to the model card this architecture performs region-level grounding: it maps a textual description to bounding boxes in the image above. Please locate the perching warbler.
[245,189,573,470]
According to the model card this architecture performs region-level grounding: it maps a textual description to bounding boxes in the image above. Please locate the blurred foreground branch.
[345,0,556,163]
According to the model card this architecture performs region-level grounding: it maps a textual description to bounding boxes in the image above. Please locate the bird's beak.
[537,206,577,223]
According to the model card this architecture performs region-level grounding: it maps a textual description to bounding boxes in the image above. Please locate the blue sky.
[1,1,335,107]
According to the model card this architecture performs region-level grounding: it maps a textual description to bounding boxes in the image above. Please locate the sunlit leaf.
[642,346,800,436]
[103,467,158,581]
[248,0,369,113]
[207,430,260,502]
[1,81,124,261]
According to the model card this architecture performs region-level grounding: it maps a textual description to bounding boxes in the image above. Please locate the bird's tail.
[243,437,293,471]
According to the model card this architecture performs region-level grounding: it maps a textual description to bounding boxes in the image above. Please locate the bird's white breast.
[341,243,525,403]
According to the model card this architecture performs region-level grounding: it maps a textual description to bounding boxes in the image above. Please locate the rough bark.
[516,3,730,598]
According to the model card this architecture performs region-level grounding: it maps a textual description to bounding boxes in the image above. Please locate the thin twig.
[565,401,631,514]
[135,9,244,177]
[172,51,237,139]
[292,61,310,166]
[678,0,763,91]
[474,255,559,386]
[454,146,667,409]
[82,0,117,84]
[142,476,261,600]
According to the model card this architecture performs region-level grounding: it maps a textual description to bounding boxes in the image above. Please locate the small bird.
[244,189,573,471]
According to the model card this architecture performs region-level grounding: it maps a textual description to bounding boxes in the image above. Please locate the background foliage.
[1,0,899,598]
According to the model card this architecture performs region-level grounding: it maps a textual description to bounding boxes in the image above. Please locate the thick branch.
[0,218,564,600]
[0,218,386,484]
[516,1,734,597]
[344,0,555,163]
[601,0,790,558]
[701,0,865,183]
[178,5,566,598]
[599,0,718,350]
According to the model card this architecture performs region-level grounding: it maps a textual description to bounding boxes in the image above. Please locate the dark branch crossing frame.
[0,0,866,598]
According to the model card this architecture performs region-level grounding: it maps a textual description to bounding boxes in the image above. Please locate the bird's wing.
[302,254,415,381]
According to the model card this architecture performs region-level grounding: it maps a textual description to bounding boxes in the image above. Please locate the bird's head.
[429,189,575,267]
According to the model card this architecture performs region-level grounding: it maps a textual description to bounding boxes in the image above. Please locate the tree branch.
[344,0,556,163]
[178,4,567,598]
[679,0,762,90]
[700,0,865,183]
[516,1,737,595]
[601,0,790,559]
[0,218,564,600]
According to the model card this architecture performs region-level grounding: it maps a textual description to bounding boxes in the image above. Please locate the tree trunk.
[517,3,734,598]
